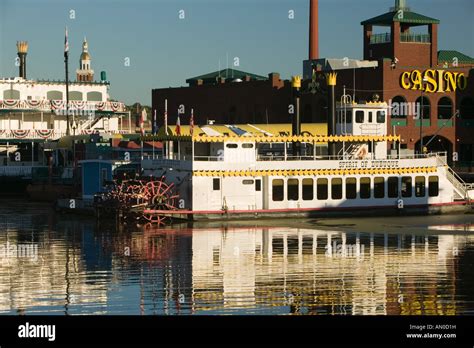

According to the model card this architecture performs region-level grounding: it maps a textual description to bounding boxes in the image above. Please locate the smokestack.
[309,0,319,60]
[16,41,28,79]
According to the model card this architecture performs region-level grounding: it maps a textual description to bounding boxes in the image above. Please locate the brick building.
[152,0,474,167]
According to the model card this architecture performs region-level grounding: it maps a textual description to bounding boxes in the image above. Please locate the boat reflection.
[0,209,473,315]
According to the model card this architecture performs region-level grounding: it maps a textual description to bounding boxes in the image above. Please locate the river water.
[0,199,473,315]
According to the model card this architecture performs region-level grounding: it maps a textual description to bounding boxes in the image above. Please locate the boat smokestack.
[326,72,337,156]
[17,41,28,79]
[291,76,302,156]
[309,0,319,60]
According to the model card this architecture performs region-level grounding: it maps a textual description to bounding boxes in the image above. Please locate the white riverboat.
[142,100,474,221]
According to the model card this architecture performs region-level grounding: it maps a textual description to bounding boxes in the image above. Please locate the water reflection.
[0,200,473,315]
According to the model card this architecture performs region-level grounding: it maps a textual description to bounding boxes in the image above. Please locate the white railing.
[0,129,130,140]
[359,124,384,135]
[0,166,33,177]
[436,154,474,200]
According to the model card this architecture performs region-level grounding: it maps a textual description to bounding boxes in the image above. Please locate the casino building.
[152,0,474,170]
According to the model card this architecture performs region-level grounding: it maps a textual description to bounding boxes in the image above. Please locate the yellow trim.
[193,167,438,177]
[291,76,302,88]
[326,72,337,86]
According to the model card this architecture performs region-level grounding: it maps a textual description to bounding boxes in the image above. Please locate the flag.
[164,99,168,135]
[190,108,195,136]
[152,109,157,135]
[175,114,181,136]
[140,109,146,136]
[64,27,69,57]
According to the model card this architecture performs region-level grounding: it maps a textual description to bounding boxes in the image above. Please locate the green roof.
[438,50,474,64]
[186,69,267,85]
[361,11,439,26]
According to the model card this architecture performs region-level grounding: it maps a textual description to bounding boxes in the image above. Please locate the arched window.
[69,91,83,101]
[87,91,102,101]
[391,95,407,118]
[437,97,452,119]
[46,90,63,100]
[460,97,474,120]
[303,104,312,123]
[316,98,327,123]
[3,89,20,99]
[415,96,430,120]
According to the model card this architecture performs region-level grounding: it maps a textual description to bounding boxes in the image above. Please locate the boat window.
[317,178,328,200]
[415,176,426,197]
[377,111,386,123]
[428,176,439,197]
[287,179,299,201]
[401,177,412,197]
[331,178,343,200]
[255,179,261,192]
[345,110,352,123]
[346,178,357,199]
[355,111,364,123]
[368,112,373,123]
[360,177,371,199]
[213,178,220,191]
[374,177,384,198]
[388,177,399,198]
[302,179,314,200]
[272,179,284,201]
[243,180,254,185]
[226,143,238,149]
[101,168,108,185]
[242,143,254,149]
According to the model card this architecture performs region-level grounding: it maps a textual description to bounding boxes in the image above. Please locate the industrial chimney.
[309,0,319,60]
[16,41,28,79]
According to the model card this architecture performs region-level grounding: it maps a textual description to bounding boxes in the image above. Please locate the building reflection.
[0,208,473,315]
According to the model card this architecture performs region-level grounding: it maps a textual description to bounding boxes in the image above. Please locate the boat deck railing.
[149,152,448,163]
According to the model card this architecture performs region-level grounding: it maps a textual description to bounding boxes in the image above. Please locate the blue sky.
[0,0,473,105]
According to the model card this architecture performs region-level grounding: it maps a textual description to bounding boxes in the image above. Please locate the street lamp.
[419,76,429,154]
[72,118,77,167]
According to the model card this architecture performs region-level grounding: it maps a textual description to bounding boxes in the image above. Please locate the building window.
[255,179,261,192]
[368,112,373,123]
[415,176,426,197]
[428,176,439,197]
[346,178,357,199]
[331,178,343,200]
[46,90,63,100]
[374,177,384,198]
[360,177,371,199]
[437,97,453,120]
[317,178,328,200]
[355,110,364,123]
[213,178,220,191]
[242,180,254,185]
[302,178,314,201]
[69,91,83,101]
[401,177,412,197]
[415,96,430,120]
[272,179,284,201]
[392,96,407,118]
[460,97,474,120]
[3,89,20,100]
[87,91,102,102]
[287,179,299,201]
[388,177,398,198]
[377,111,386,123]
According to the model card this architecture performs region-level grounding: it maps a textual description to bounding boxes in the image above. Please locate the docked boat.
[141,98,474,221]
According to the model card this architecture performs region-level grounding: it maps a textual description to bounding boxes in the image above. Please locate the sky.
[0,0,473,105]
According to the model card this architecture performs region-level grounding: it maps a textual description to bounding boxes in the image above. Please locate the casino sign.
[400,69,468,93]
